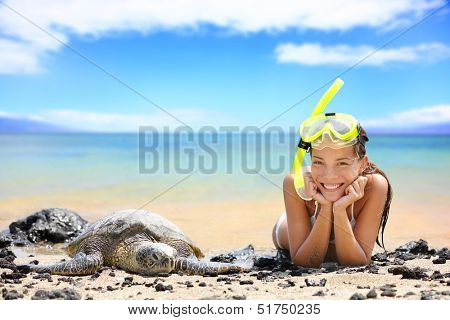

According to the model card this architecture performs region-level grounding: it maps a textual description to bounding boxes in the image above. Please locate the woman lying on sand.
[272,80,393,268]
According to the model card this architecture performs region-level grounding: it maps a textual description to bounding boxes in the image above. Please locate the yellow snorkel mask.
[293,78,365,200]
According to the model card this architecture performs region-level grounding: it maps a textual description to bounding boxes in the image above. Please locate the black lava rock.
[278,280,295,288]
[392,258,405,265]
[395,239,429,255]
[379,284,396,291]
[321,262,339,272]
[430,271,443,280]
[387,266,428,280]
[305,278,326,287]
[1,272,27,280]
[7,208,88,245]
[155,283,173,292]
[239,280,254,285]
[253,256,276,269]
[366,289,377,299]
[350,293,366,300]
[31,288,81,300]
[395,252,416,261]
[210,245,255,263]
[371,252,389,262]
[0,258,17,271]
[357,285,370,289]
[253,249,294,271]
[436,247,449,260]
[380,290,396,297]
[0,234,12,249]
[432,257,446,264]
[312,290,325,296]
[290,267,312,276]
[420,291,435,300]
[0,248,16,260]
[2,289,23,300]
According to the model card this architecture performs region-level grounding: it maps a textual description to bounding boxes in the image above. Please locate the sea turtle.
[22,209,253,276]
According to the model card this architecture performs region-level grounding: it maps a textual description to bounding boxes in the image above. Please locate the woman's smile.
[320,183,344,192]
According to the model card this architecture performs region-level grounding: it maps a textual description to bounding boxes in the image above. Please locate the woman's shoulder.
[365,173,389,197]
[354,173,389,218]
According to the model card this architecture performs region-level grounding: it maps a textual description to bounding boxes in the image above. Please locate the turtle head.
[136,243,177,274]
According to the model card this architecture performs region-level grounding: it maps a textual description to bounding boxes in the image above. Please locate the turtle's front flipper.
[20,252,103,276]
[174,257,253,275]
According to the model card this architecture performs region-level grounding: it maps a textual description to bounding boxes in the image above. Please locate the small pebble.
[154,283,173,292]
[350,293,366,300]
[380,290,396,297]
[312,290,325,296]
[366,289,377,299]
[432,257,446,264]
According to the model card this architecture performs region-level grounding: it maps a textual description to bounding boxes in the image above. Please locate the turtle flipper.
[22,252,103,276]
[174,257,254,275]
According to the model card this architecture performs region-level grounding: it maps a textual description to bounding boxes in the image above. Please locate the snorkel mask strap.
[297,138,311,152]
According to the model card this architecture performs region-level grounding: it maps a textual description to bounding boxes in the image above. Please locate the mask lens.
[301,118,327,139]
[330,118,352,135]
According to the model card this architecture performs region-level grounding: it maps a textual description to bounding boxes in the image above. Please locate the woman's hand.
[333,176,368,214]
[304,172,332,208]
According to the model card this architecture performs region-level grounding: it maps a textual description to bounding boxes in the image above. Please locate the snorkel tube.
[293,78,344,200]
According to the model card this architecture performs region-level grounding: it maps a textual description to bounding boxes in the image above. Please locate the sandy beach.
[1,241,449,300]
[1,202,449,300]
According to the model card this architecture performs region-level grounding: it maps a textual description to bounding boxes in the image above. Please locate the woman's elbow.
[338,256,371,267]
[291,253,324,268]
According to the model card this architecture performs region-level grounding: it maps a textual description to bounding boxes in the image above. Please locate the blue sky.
[1,0,450,131]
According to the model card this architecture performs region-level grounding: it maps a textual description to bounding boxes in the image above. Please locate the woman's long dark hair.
[355,124,393,250]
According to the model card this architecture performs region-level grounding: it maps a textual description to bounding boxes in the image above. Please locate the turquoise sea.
[1,133,449,204]
[1,133,449,250]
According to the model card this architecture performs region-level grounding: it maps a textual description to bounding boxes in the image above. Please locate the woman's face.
[310,146,367,202]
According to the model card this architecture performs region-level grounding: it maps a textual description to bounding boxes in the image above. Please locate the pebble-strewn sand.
[0,243,448,300]
[0,248,450,299]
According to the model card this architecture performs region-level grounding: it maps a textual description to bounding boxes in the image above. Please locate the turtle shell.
[66,209,203,258]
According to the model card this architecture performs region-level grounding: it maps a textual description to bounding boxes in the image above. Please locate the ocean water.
[0,133,449,204]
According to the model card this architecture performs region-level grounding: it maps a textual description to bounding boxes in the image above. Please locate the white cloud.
[0,39,44,74]
[275,42,450,66]
[0,0,446,73]
[0,108,236,131]
[361,105,450,127]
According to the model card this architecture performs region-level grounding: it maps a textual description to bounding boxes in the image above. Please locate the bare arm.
[333,174,389,266]
[283,174,333,268]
